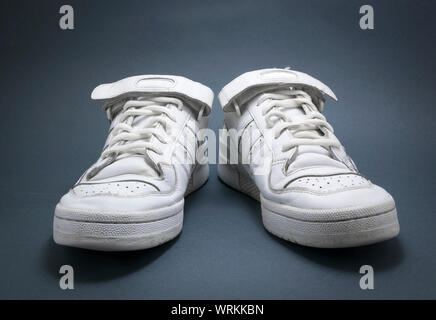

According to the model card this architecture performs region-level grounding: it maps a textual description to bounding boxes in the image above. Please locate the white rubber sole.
[53,164,209,251]
[218,164,400,248]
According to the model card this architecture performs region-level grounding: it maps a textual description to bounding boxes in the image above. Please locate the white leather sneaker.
[53,75,213,251]
[218,68,399,248]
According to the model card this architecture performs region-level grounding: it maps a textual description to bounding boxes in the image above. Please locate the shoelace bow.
[87,96,183,179]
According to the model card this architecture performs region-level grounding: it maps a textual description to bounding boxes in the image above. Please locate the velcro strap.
[91,75,214,115]
[218,68,337,112]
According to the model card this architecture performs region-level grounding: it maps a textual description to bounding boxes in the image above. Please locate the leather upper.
[220,68,394,210]
[59,75,213,212]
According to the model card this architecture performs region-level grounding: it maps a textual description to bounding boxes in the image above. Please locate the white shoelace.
[257,89,341,152]
[87,96,183,179]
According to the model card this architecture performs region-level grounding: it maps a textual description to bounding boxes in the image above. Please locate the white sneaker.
[53,75,213,251]
[218,68,399,248]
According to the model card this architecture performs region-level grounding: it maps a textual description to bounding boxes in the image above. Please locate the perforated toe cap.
[287,174,370,193]
[72,181,157,197]
[58,181,180,213]
[278,174,395,210]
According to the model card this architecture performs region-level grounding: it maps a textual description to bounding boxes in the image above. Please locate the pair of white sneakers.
[53,68,399,251]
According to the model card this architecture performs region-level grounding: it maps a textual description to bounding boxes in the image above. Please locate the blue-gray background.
[0,0,435,299]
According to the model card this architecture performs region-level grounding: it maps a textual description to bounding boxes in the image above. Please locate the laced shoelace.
[257,88,341,152]
[87,96,183,179]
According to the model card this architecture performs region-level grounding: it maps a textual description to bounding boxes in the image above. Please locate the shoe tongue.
[91,155,160,181]
[287,147,348,174]
[281,102,330,155]
[278,98,348,172]
[91,110,168,181]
